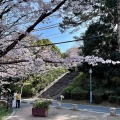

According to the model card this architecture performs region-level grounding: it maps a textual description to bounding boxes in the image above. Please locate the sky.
[32,16,86,53]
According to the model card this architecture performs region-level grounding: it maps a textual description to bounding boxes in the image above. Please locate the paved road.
[52,101,120,114]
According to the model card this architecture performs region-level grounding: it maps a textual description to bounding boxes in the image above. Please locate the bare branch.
[43,59,62,63]
[0,60,29,64]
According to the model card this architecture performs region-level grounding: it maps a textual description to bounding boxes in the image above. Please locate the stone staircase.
[41,71,79,99]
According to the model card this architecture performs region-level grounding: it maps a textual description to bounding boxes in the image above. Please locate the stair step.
[41,71,79,99]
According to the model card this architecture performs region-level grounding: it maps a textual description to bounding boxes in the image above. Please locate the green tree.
[82,23,118,59]
[36,39,62,56]
[82,0,118,59]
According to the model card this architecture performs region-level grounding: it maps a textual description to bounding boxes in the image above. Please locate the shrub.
[93,89,105,104]
[33,99,52,110]
[22,83,33,97]
[108,96,116,103]
[115,87,120,96]
[31,88,37,95]
[69,72,84,86]
[116,97,120,104]
[93,94,103,104]
[9,84,20,93]
[37,84,46,92]
[62,86,74,99]
[71,87,89,100]
[104,90,115,100]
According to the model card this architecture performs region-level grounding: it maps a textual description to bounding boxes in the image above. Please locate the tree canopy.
[35,39,62,56]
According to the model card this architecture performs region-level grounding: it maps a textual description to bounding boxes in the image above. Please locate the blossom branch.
[0,0,66,58]
[0,60,29,64]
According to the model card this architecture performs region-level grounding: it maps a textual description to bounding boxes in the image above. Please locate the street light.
[89,68,92,104]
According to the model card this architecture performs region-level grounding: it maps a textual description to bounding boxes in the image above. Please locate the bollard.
[57,102,61,109]
[110,108,116,116]
[73,104,77,110]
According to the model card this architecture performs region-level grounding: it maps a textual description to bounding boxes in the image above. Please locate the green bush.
[104,90,115,100]
[33,99,52,109]
[31,88,37,95]
[115,87,120,96]
[93,89,105,104]
[9,84,21,93]
[22,83,33,97]
[62,86,74,99]
[69,72,93,91]
[37,83,46,92]
[108,96,116,103]
[116,97,120,104]
[71,87,89,100]
[69,72,84,87]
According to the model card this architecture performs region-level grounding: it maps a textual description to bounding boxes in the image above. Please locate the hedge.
[108,96,117,103]
[116,97,120,104]
[115,87,120,96]
[62,86,74,99]
[22,83,33,97]
[92,89,105,104]
[71,87,89,100]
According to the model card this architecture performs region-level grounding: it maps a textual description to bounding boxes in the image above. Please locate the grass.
[0,105,12,120]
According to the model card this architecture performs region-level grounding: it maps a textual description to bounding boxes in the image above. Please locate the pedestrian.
[16,92,21,108]
[60,94,64,101]
[12,91,17,108]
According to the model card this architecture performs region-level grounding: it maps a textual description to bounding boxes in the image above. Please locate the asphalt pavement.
[52,101,120,115]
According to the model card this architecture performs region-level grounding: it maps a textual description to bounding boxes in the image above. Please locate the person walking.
[16,92,21,108]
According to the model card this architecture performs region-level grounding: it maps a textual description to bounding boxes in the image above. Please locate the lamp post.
[89,68,92,104]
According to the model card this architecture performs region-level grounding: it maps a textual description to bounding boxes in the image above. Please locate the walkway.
[6,99,120,120]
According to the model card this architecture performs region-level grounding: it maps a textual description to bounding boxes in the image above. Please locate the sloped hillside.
[41,71,79,99]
